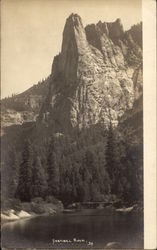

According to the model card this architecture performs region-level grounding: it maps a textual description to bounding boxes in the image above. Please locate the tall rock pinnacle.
[52,13,91,84]
[40,14,142,132]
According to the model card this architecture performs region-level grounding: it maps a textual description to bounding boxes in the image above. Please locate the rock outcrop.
[39,14,142,131]
[1,77,49,129]
[1,14,142,132]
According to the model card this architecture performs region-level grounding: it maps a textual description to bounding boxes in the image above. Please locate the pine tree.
[71,170,78,201]
[59,155,66,200]
[63,176,72,204]
[16,140,33,202]
[47,136,60,196]
[9,149,19,198]
[123,138,143,202]
[105,122,120,195]
[32,155,48,198]
[84,150,95,174]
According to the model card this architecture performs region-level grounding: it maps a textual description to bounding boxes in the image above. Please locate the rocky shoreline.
[1,196,143,226]
[1,197,64,225]
[1,210,38,225]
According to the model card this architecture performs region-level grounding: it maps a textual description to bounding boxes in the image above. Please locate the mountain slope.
[1,77,49,129]
[1,14,143,206]
[1,14,142,133]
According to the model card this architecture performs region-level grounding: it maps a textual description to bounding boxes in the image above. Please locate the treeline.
[3,123,143,205]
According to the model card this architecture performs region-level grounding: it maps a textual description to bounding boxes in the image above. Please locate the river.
[2,209,143,249]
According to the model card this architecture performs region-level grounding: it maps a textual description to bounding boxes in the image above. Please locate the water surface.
[2,209,143,249]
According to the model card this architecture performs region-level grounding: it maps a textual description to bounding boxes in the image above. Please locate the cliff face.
[39,14,142,131]
[1,14,142,132]
[1,14,143,206]
[1,78,49,128]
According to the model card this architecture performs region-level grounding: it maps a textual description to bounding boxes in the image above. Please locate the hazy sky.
[1,0,142,98]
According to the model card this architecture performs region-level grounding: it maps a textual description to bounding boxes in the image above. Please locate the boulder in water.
[116,206,134,213]
[17,210,31,218]
[105,241,122,249]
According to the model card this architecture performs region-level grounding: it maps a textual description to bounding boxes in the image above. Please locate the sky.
[1,0,142,98]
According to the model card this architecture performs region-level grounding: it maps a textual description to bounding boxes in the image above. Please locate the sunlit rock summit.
[39,13,142,131]
[2,14,142,132]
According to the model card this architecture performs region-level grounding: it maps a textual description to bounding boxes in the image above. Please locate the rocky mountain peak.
[2,14,142,133]
[52,13,89,84]
[66,13,83,27]
[85,18,124,46]
[107,18,124,40]
[62,13,85,45]
[39,14,142,132]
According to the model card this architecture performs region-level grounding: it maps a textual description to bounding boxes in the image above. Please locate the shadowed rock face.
[39,14,142,131]
[1,14,142,132]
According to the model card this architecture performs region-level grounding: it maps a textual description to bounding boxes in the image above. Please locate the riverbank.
[1,196,64,225]
[1,196,143,226]
[66,200,143,214]
[1,210,38,225]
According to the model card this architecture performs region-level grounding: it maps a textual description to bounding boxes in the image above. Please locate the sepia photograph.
[1,0,155,249]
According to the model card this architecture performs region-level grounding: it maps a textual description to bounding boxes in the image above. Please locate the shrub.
[31,197,44,204]
[2,198,21,211]
[31,202,45,214]
[45,195,59,204]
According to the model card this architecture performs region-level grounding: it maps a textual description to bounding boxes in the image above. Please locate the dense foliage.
[2,122,143,205]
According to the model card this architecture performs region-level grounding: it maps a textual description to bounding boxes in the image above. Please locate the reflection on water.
[2,209,143,249]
